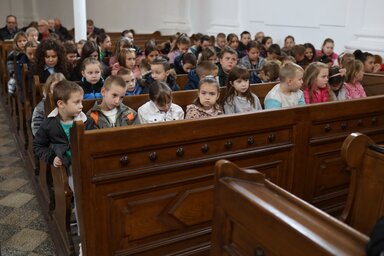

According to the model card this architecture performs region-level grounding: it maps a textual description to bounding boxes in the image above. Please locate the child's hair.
[152,56,171,71]
[345,59,364,83]
[338,52,355,68]
[261,60,280,82]
[25,27,38,37]
[35,39,68,77]
[328,66,345,87]
[218,47,238,59]
[267,44,281,56]
[315,54,332,65]
[170,33,190,52]
[103,75,126,90]
[196,61,219,78]
[321,38,335,55]
[226,33,239,43]
[223,65,256,108]
[303,62,333,102]
[182,52,197,66]
[144,41,158,56]
[13,31,27,51]
[261,36,272,46]
[81,57,103,74]
[96,33,110,46]
[158,41,171,55]
[25,40,38,49]
[194,77,220,108]
[53,80,83,106]
[303,43,316,62]
[63,42,77,54]
[117,47,136,67]
[353,49,373,64]
[279,62,303,82]
[291,45,305,58]
[281,55,297,65]
[284,35,295,44]
[116,67,133,76]
[149,81,172,106]
[246,40,261,51]
[216,33,226,40]
[113,37,133,57]
[44,72,66,97]
[374,54,382,65]
[199,46,217,63]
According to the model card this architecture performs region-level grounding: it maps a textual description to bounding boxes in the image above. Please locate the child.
[7,31,27,95]
[238,40,265,71]
[25,26,39,43]
[184,60,219,90]
[76,39,86,57]
[198,46,217,64]
[222,65,262,114]
[353,50,381,73]
[117,67,142,95]
[167,33,190,65]
[282,35,295,55]
[291,45,308,68]
[87,75,138,128]
[338,52,355,69]
[217,47,238,87]
[109,37,133,67]
[34,39,68,83]
[238,31,252,58]
[138,81,184,123]
[80,57,104,99]
[260,36,272,58]
[254,31,265,44]
[185,77,223,119]
[112,48,141,78]
[97,33,112,64]
[174,52,197,74]
[264,62,305,109]
[214,32,227,54]
[266,44,281,63]
[344,59,367,99]
[258,60,280,83]
[302,62,333,104]
[328,66,347,101]
[72,40,101,81]
[31,73,66,136]
[317,38,338,64]
[226,33,240,55]
[303,43,316,63]
[140,42,159,76]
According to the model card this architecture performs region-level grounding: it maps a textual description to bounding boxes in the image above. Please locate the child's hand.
[53,156,62,167]
[339,68,347,77]
[373,64,381,73]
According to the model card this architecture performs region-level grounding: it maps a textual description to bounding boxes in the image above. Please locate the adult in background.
[0,15,19,41]
[37,19,51,42]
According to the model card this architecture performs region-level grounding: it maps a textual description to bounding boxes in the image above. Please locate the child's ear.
[57,99,64,109]
[165,70,170,77]
[101,87,106,97]
[81,70,85,77]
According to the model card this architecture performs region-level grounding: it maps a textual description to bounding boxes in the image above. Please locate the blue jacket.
[80,77,104,99]
[141,73,180,94]
[184,69,199,90]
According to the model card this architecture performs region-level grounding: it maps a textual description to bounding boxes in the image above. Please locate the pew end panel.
[211,160,368,256]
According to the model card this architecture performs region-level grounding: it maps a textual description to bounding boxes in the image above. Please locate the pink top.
[344,82,366,99]
[303,86,330,104]
[111,63,142,78]
[316,50,338,62]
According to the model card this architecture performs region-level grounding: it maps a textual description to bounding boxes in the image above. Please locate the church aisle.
[0,104,56,256]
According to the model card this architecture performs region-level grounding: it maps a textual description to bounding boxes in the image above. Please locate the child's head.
[227,65,251,96]
[279,62,304,92]
[328,66,345,91]
[227,33,239,50]
[259,60,280,82]
[25,41,38,63]
[191,33,203,47]
[216,33,226,49]
[291,45,306,62]
[262,36,273,49]
[200,35,212,51]
[281,55,297,66]
[199,46,217,64]
[219,47,238,73]
[246,41,261,62]
[254,31,265,43]
[81,40,100,60]
[196,61,219,80]
[117,67,136,92]
[13,31,27,52]
[172,34,190,53]
[321,38,335,56]
[240,31,251,46]
[81,57,102,84]
[113,37,133,56]
[25,27,38,43]
[303,62,329,90]
[63,42,78,67]
[353,50,375,73]
[36,39,66,69]
[316,54,333,68]
[284,35,295,50]
[149,81,172,112]
[181,52,197,73]
[151,56,171,82]
[196,77,220,110]
[144,43,159,64]
[44,72,66,97]
[338,52,355,69]
[267,44,281,60]
[303,43,316,62]
[53,80,84,118]
[118,48,136,70]
[345,59,364,83]
[101,75,127,110]
[76,39,86,56]
[96,33,112,51]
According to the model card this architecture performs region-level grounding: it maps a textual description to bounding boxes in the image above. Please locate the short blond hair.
[279,62,303,82]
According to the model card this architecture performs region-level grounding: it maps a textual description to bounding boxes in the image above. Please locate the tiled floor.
[0,104,56,255]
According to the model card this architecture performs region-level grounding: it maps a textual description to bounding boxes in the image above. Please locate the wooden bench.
[69,95,384,255]
[211,159,368,255]
[341,132,384,235]
[361,72,384,96]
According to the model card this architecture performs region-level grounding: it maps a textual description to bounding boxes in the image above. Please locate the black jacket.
[0,26,18,41]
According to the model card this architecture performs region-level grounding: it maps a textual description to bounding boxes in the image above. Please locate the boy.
[142,56,180,93]
[174,52,197,74]
[258,60,280,83]
[215,32,227,54]
[117,67,142,95]
[184,61,219,90]
[291,45,308,68]
[87,75,139,128]
[239,40,265,83]
[33,80,94,168]
[217,47,238,87]
[264,62,305,109]
[238,31,252,58]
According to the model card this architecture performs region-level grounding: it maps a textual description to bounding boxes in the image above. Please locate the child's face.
[26,47,37,63]
[151,64,168,82]
[322,42,334,56]
[178,43,189,54]
[121,73,136,92]
[255,32,264,43]
[59,91,84,118]
[125,52,136,69]
[208,54,218,63]
[304,48,314,60]
[248,48,260,61]
[201,40,211,50]
[16,37,27,51]
[155,100,172,112]
[45,50,58,68]
[146,50,159,64]
[232,78,249,95]
[330,81,343,91]
[258,71,269,82]
[264,39,272,49]
[82,63,101,84]
[182,63,194,73]
[287,71,304,92]
[284,38,295,50]
[66,53,77,66]
[355,68,364,81]
[364,56,375,73]
[217,37,226,49]
[89,51,99,59]
[315,68,329,89]
[241,34,251,46]
[101,36,112,50]
[220,52,237,73]
[101,83,126,110]
[295,54,305,62]
[229,37,239,49]
[198,82,220,110]
[27,32,38,43]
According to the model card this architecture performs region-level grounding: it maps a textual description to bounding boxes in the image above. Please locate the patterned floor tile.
[32,237,56,255]
[0,223,22,243]
[0,178,28,191]
[4,228,48,252]
[0,246,28,256]
[0,208,39,228]
[0,192,34,208]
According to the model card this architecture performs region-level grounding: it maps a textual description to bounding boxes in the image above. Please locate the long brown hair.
[302,62,333,103]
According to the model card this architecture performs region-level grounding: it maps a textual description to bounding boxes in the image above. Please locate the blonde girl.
[80,57,104,99]
[344,59,366,99]
[303,62,334,104]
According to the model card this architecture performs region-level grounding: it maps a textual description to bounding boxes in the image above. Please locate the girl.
[31,73,66,136]
[317,38,338,64]
[112,48,141,78]
[7,31,27,95]
[109,37,133,66]
[34,39,68,83]
[302,62,334,104]
[328,66,347,101]
[344,59,367,99]
[254,31,265,44]
[167,33,191,65]
[303,43,316,63]
[140,42,160,76]
[198,46,217,64]
[221,65,262,114]
[185,77,223,119]
[227,33,240,55]
[80,57,104,99]
[338,52,355,69]
[97,33,112,64]
[260,36,272,58]
[72,40,102,81]
[138,81,184,123]
[353,50,381,73]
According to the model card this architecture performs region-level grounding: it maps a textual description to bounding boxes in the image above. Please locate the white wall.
[2,0,384,55]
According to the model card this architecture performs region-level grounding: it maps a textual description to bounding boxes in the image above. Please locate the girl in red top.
[303,62,334,103]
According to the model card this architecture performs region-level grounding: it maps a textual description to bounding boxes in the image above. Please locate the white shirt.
[101,108,118,127]
[138,101,185,124]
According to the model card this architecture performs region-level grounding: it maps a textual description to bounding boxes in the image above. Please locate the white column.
[205,0,240,35]
[73,0,87,42]
[158,0,191,34]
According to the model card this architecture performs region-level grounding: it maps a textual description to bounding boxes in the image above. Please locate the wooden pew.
[211,159,368,255]
[176,74,188,89]
[341,132,384,235]
[69,95,384,255]
[362,72,384,96]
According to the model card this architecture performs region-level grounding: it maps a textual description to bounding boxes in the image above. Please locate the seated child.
[31,73,66,136]
[117,67,142,95]
[258,60,280,83]
[184,60,219,90]
[264,62,305,109]
[302,62,333,104]
[174,52,197,74]
[222,65,262,114]
[217,47,238,87]
[344,59,367,99]
[291,45,308,68]
[80,57,104,99]
[138,81,184,123]
[185,77,223,119]
[328,66,347,101]
[238,40,265,84]
[87,75,139,128]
